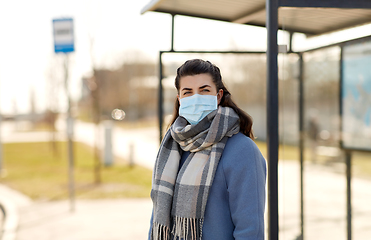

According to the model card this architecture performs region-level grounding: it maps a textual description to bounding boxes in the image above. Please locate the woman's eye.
[202,89,210,92]
[183,92,191,95]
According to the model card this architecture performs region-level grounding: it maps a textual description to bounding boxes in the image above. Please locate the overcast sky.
[1,0,371,114]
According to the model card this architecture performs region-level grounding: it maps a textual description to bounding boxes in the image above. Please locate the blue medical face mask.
[179,94,218,125]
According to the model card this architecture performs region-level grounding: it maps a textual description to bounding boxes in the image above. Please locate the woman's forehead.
[179,74,215,89]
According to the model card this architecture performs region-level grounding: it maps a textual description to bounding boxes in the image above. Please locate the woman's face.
[177,73,223,104]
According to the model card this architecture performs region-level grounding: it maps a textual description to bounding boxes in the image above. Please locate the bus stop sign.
[53,18,74,53]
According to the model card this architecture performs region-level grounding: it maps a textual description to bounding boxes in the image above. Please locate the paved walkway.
[15,199,152,240]
[0,182,152,240]
[277,161,371,240]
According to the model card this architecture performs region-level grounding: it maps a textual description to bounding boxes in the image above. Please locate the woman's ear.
[217,89,223,105]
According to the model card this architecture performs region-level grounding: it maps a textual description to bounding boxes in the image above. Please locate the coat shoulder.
[224,133,262,157]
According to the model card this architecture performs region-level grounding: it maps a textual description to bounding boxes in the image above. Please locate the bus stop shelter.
[141,1,371,239]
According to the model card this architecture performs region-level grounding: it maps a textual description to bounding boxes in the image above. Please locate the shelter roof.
[141,0,371,36]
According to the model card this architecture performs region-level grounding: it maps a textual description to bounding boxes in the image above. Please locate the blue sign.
[53,18,74,53]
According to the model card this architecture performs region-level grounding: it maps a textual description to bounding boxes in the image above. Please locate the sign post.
[53,18,75,212]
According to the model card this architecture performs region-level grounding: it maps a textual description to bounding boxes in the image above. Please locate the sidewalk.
[15,199,152,240]
[277,161,371,240]
[0,183,152,240]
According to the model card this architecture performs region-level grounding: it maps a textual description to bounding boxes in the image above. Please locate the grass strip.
[1,141,152,200]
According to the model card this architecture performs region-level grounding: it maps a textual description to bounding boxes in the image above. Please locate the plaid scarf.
[151,106,240,240]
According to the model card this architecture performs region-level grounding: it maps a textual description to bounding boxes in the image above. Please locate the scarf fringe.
[151,222,170,240]
[171,216,204,240]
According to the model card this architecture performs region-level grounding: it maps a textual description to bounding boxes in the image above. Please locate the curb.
[0,195,18,240]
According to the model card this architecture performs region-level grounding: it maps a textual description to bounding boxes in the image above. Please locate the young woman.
[149,59,266,240]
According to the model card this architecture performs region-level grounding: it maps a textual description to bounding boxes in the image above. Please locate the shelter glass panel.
[302,47,349,239]
[277,52,301,240]
[342,41,371,151]
[162,51,304,239]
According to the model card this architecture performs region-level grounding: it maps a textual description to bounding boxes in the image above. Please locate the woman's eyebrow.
[181,87,193,91]
[199,85,211,89]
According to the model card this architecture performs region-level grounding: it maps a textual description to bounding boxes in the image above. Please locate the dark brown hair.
[169,59,254,139]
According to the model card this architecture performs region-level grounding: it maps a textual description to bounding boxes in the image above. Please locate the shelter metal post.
[339,45,352,240]
[266,0,279,239]
[346,151,352,240]
[171,14,175,52]
[288,32,294,53]
[298,53,304,240]
[159,52,164,143]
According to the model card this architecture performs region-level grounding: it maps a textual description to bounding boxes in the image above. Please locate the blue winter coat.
[149,132,267,240]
